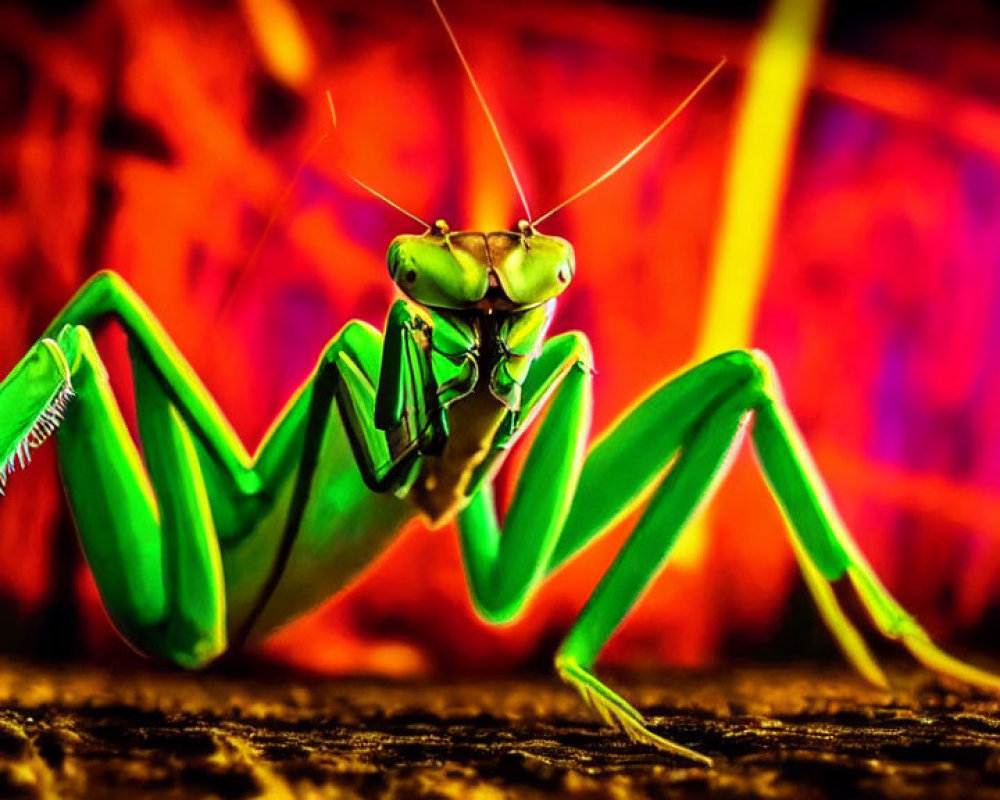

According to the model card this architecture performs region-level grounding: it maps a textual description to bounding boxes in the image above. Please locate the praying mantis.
[2,0,999,767]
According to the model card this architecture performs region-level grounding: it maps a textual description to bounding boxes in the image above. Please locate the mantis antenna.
[214,91,429,327]
[325,92,431,230]
[214,125,332,327]
[430,0,533,222]
[531,56,727,228]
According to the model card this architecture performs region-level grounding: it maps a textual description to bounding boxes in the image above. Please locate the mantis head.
[387,219,574,312]
[369,5,723,315]
[326,2,720,318]
[214,1,722,329]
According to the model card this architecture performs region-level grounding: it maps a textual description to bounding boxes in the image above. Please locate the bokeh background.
[1,0,1000,677]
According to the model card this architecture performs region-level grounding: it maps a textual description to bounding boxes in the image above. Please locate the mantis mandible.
[1,0,997,766]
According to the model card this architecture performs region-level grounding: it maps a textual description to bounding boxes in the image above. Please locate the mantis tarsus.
[1,0,998,766]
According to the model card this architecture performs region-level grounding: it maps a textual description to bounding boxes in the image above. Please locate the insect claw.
[558,656,711,763]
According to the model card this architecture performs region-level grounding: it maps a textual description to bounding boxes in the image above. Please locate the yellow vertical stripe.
[674,0,826,567]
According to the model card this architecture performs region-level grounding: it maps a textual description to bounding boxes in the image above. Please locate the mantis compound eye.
[517,219,534,237]
[432,219,450,237]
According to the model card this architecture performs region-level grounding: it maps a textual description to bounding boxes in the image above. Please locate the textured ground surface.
[0,661,997,798]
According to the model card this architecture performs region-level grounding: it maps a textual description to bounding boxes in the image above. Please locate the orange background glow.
[2,0,1000,675]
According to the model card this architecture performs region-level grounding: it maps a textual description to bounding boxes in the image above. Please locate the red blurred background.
[2,0,1000,676]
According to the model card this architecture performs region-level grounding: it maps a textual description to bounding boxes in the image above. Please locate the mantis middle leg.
[459,343,1000,763]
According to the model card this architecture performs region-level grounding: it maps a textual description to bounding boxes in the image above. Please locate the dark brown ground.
[0,660,998,799]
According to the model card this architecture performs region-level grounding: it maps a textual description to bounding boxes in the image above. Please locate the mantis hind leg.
[753,382,1000,691]
[461,345,999,762]
[555,372,758,765]
[556,350,1000,760]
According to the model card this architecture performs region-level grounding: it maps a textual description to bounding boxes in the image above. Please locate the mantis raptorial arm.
[459,345,1000,765]
[375,301,431,431]
[0,339,73,489]
[344,298,445,492]
[0,271,422,664]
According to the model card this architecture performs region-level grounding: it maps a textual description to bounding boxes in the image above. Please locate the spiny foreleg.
[0,339,75,494]
[0,270,410,666]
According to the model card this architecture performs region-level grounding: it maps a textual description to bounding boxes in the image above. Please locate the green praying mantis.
[1,0,999,766]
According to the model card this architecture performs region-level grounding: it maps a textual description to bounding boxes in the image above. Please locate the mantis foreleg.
[348,298,444,492]
[0,271,414,665]
[48,322,226,666]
